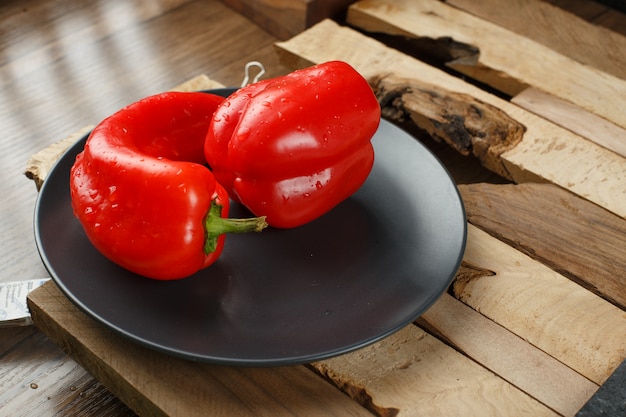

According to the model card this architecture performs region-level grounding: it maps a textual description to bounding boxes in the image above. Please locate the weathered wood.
[443,0,626,80]
[512,87,626,159]
[218,0,355,39]
[458,182,626,311]
[543,0,626,36]
[346,0,626,130]
[455,225,626,386]
[27,281,374,417]
[24,126,94,191]
[274,19,626,219]
[0,326,136,417]
[417,293,599,417]
[372,74,526,172]
[312,324,560,417]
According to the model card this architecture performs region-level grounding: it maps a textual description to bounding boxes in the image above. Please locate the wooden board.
[346,0,626,130]
[417,294,598,417]
[443,0,626,80]
[218,0,355,39]
[312,324,560,417]
[274,19,626,220]
[458,182,626,311]
[27,281,374,417]
[456,225,626,386]
[512,88,626,159]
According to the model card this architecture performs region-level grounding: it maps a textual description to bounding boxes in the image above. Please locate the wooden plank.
[346,0,626,130]
[218,0,355,39]
[442,0,626,80]
[455,225,626,386]
[512,87,626,159]
[417,293,599,417]
[458,182,626,311]
[543,0,626,35]
[27,281,374,417]
[274,20,626,219]
[24,126,94,191]
[312,324,560,417]
[0,326,136,416]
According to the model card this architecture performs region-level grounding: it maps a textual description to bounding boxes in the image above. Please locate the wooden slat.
[312,324,560,417]
[512,88,626,159]
[27,281,374,417]
[443,0,626,80]
[274,19,626,219]
[24,126,94,191]
[0,327,136,416]
[456,225,626,386]
[417,294,598,417]
[458,182,626,311]
[218,0,356,40]
[346,0,626,130]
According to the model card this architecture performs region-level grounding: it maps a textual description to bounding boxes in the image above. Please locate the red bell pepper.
[204,61,381,228]
[70,92,267,280]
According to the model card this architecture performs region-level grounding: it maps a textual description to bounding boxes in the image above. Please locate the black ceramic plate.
[35,95,466,366]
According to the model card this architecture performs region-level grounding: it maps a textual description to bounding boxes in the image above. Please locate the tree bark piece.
[372,74,526,173]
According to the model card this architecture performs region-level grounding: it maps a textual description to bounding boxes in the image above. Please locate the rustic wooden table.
[1,0,625,416]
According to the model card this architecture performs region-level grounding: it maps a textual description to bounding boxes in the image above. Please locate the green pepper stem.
[204,200,268,254]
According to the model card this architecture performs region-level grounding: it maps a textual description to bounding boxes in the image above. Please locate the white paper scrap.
[0,278,51,326]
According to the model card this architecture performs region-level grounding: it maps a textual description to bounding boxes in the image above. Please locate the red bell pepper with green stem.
[70,92,267,280]
[204,61,381,228]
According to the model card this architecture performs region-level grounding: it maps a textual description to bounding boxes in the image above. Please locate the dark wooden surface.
[1,0,624,415]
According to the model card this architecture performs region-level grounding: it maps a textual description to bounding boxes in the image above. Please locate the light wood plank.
[313,324,559,417]
[275,19,626,219]
[458,182,626,311]
[27,281,374,417]
[443,0,626,80]
[346,0,626,130]
[455,225,626,386]
[512,87,626,159]
[417,293,598,417]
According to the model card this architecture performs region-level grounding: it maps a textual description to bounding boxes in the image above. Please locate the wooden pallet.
[27,1,626,416]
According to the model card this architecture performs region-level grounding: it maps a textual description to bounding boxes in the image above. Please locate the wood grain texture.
[512,87,626,159]
[312,324,559,417]
[542,0,626,36]
[456,225,626,386]
[458,182,626,311]
[347,0,626,130]
[219,0,356,39]
[27,281,374,417]
[0,326,136,416]
[275,19,626,219]
[417,293,599,417]
[443,0,626,80]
